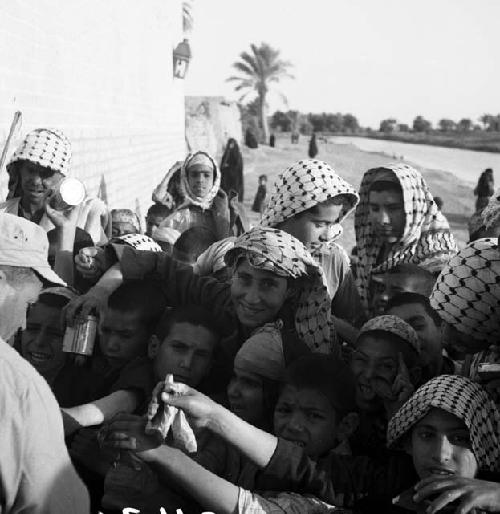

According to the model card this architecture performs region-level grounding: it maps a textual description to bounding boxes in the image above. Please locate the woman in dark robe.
[220,138,244,202]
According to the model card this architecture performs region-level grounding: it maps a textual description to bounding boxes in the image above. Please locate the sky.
[184,0,500,129]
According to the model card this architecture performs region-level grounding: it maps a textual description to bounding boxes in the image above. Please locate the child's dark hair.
[147,204,171,218]
[107,280,167,332]
[386,292,442,327]
[154,305,222,343]
[283,354,357,419]
[172,227,217,265]
[258,174,268,181]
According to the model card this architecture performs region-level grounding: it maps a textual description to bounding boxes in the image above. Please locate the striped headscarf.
[355,163,457,311]
[430,238,500,347]
[359,315,421,355]
[180,151,221,210]
[225,227,337,355]
[260,159,359,245]
[388,375,500,473]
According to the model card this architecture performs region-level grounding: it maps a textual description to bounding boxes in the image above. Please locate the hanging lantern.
[173,38,192,79]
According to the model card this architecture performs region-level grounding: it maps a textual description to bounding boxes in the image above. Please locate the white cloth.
[0,340,90,513]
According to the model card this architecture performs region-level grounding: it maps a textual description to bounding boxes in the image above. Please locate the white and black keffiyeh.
[261,159,359,243]
[355,163,457,311]
[7,128,72,199]
[388,375,500,473]
[430,238,500,346]
[225,227,337,355]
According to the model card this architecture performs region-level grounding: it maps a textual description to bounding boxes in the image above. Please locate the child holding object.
[104,354,359,513]
[66,226,339,394]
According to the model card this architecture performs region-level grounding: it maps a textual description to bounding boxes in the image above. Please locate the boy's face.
[411,408,477,480]
[274,385,338,459]
[227,367,265,425]
[387,303,442,371]
[370,272,431,315]
[111,221,137,238]
[146,214,167,237]
[278,200,343,246]
[150,322,216,387]
[187,166,214,198]
[368,189,405,243]
[350,334,404,412]
[19,161,63,204]
[231,259,289,328]
[98,308,149,368]
[21,302,66,380]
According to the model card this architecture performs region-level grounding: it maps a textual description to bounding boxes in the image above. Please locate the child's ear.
[337,412,359,440]
[148,335,160,359]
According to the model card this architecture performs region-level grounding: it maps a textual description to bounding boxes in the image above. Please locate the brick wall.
[0,0,187,218]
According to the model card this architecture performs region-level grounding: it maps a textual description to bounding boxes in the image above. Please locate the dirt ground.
[240,134,473,252]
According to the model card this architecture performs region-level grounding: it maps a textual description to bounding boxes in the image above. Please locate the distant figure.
[252,174,268,214]
[474,168,494,211]
[308,132,318,158]
[245,128,258,149]
[269,133,275,147]
[434,196,443,211]
[220,138,244,202]
[291,131,299,144]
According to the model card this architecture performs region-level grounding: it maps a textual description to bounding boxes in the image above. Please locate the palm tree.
[227,43,293,143]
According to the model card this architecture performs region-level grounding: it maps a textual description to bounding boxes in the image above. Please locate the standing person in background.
[251,174,268,214]
[355,163,457,316]
[269,133,275,147]
[0,128,108,244]
[220,138,244,203]
[474,168,494,211]
[160,151,231,240]
[308,132,318,158]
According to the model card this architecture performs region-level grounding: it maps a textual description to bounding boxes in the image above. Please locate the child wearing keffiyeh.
[355,163,457,315]
[153,151,231,240]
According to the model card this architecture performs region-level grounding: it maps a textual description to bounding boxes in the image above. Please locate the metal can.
[62,315,97,355]
[50,177,86,211]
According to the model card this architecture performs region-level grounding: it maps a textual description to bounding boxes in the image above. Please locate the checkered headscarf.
[355,163,457,311]
[261,159,359,244]
[7,128,72,199]
[430,238,500,346]
[359,315,421,355]
[225,227,337,355]
[388,375,500,473]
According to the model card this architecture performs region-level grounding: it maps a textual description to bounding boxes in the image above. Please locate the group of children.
[3,127,500,513]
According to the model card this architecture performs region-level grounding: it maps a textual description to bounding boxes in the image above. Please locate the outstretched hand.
[161,384,219,431]
[101,413,162,458]
[413,476,500,514]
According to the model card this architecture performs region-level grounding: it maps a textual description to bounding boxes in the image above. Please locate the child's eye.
[308,412,325,421]
[450,435,471,447]
[369,204,380,213]
[261,280,277,289]
[416,429,433,440]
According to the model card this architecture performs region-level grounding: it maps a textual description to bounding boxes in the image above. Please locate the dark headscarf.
[220,138,244,202]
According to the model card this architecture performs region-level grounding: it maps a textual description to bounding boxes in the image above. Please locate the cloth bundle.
[146,374,197,453]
